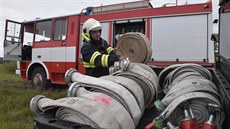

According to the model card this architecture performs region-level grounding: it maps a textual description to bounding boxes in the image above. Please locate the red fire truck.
[4,0,215,89]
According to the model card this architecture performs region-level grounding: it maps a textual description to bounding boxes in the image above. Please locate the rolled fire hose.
[65,68,142,126]
[155,64,224,128]
[158,63,212,93]
[67,83,135,129]
[111,62,159,108]
[100,75,145,112]
[160,78,221,106]
[165,78,218,100]
[162,92,224,128]
[136,63,157,76]
[30,95,120,129]
[116,32,152,63]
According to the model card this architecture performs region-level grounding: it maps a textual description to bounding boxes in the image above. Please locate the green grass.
[0,62,67,129]
[0,61,21,81]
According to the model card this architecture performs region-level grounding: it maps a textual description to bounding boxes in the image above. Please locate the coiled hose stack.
[154,64,225,128]
[30,61,159,129]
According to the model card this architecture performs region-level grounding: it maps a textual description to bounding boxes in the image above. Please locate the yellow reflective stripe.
[101,54,109,67]
[106,47,114,54]
[83,62,96,68]
[90,51,101,65]
[81,33,90,42]
[105,55,109,67]
[101,55,105,67]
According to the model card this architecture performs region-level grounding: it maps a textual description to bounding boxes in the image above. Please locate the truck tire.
[31,67,49,90]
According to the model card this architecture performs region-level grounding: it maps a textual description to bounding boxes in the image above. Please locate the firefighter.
[81,18,122,77]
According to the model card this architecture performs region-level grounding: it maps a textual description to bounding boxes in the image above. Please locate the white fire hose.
[100,75,145,112]
[162,92,224,128]
[116,32,152,63]
[110,61,159,108]
[158,64,212,92]
[30,95,120,129]
[67,83,135,129]
[65,68,142,126]
[30,59,159,129]
[155,64,225,128]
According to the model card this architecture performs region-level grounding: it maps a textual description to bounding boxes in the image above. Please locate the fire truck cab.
[4,1,215,89]
[4,17,80,89]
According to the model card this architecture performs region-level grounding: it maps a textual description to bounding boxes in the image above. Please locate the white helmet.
[82,18,102,38]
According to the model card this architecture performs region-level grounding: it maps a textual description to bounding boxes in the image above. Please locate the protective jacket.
[81,38,119,77]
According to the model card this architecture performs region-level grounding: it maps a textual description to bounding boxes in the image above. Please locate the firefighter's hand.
[119,55,125,61]
[113,48,118,52]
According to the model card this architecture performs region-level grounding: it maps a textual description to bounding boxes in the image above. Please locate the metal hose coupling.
[67,82,82,97]
[109,61,121,74]
[109,58,130,74]
[30,95,45,115]
[121,58,131,71]
[65,68,78,84]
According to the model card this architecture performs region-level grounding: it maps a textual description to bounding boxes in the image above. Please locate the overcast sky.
[0,0,219,57]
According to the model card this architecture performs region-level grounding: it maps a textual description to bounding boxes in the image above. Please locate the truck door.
[50,18,68,78]
[4,20,23,60]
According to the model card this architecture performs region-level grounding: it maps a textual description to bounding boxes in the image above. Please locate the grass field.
[0,61,66,129]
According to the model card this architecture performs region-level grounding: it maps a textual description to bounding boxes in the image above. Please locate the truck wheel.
[31,67,49,90]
